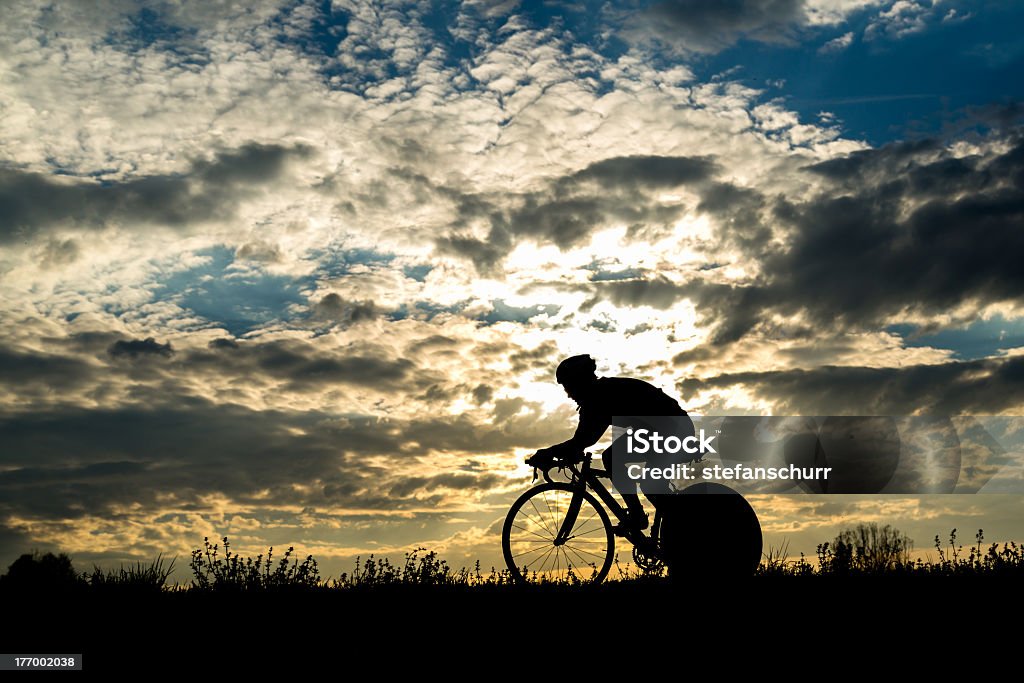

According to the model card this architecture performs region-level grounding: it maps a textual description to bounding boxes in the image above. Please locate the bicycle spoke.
[569,520,598,536]
[552,490,568,530]
[534,545,556,573]
[528,498,554,536]
[564,549,581,577]
[512,523,557,542]
[523,545,556,573]
[562,544,595,570]
[512,542,555,560]
[562,546,583,573]
[572,518,601,536]
[540,489,559,535]
[517,507,553,536]
[574,509,600,528]
[510,538,552,550]
[564,543,608,560]
[570,522,607,537]
[567,550,600,580]
[564,499,594,527]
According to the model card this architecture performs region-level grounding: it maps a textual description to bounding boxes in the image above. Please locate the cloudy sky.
[2,0,1023,579]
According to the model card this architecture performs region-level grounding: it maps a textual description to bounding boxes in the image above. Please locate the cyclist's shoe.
[612,511,649,536]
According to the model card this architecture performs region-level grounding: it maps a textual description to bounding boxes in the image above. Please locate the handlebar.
[526,451,588,483]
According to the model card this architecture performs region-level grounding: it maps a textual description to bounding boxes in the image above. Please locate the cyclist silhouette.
[532,354,694,533]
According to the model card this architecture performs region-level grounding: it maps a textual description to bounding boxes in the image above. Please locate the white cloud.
[818,30,855,53]
[803,0,888,26]
[863,0,969,41]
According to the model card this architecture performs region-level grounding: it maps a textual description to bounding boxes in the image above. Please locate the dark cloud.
[55,331,123,354]
[471,384,494,405]
[662,131,1024,345]
[509,340,559,374]
[0,397,571,524]
[578,276,768,345]
[435,233,510,274]
[635,0,806,54]
[0,143,312,243]
[437,154,718,272]
[235,240,283,263]
[387,473,505,498]
[191,338,413,391]
[697,181,773,252]
[563,155,719,191]
[9,336,423,400]
[678,355,1024,414]
[0,403,368,521]
[405,335,459,355]
[508,193,685,249]
[596,275,688,310]
[108,337,174,359]
[765,134,1024,327]
[313,293,379,324]
[0,347,95,390]
[806,138,942,184]
[37,237,80,268]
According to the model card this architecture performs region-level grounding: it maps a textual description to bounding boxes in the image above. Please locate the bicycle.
[501,451,670,584]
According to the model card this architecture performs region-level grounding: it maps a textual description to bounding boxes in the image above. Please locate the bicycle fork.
[553,464,589,546]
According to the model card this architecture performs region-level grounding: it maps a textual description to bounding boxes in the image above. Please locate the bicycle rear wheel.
[502,483,614,584]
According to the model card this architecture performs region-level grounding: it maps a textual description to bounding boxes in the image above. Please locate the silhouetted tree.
[832,523,912,572]
[0,551,85,592]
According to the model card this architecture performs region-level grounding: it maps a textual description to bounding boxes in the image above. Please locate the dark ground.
[1,577,1012,674]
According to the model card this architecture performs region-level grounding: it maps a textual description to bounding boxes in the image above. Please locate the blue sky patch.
[480,299,560,324]
[590,267,644,282]
[152,246,311,336]
[305,246,396,279]
[403,264,434,282]
[697,2,1024,145]
[888,314,1024,360]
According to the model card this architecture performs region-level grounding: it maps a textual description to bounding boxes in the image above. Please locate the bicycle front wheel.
[502,483,614,584]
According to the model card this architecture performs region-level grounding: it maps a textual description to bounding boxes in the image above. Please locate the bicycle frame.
[546,453,648,548]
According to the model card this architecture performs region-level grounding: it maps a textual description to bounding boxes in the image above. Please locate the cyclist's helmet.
[556,354,597,385]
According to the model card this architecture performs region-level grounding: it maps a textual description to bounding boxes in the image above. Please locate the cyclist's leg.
[602,441,646,520]
[637,413,695,508]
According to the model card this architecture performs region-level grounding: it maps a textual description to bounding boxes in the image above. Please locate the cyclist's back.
[576,376,687,429]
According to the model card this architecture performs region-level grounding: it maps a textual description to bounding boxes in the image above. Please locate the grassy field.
[2,526,1019,672]
[6,525,1023,596]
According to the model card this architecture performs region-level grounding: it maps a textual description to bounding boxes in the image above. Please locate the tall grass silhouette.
[3,525,1023,595]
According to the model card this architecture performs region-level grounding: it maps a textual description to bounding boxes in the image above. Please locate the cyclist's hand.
[526,448,557,469]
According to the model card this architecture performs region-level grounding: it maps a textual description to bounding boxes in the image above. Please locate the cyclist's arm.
[546,408,610,455]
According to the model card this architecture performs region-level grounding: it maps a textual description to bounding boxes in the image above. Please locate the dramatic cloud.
[108,337,175,359]
[0,0,1021,576]
[818,30,854,53]
[679,355,1024,414]
[664,131,1024,345]
[629,0,805,53]
[437,154,721,271]
[0,143,312,243]
[312,294,379,324]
